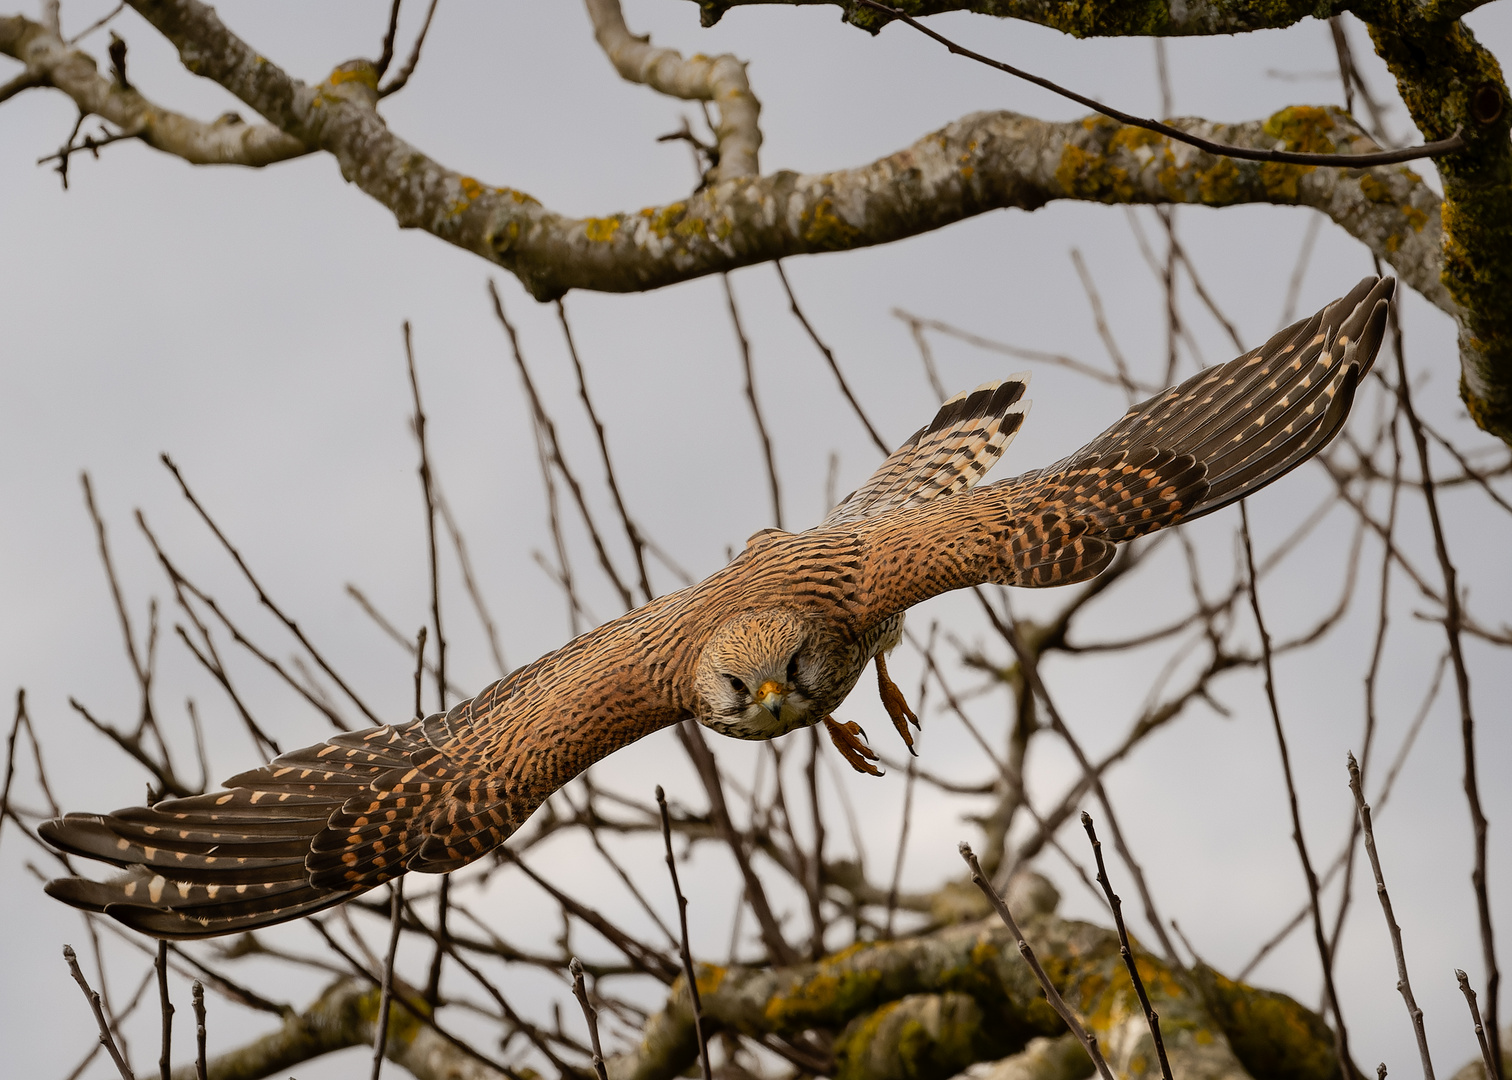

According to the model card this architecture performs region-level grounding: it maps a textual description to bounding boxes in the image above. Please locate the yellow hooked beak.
[756,679,789,718]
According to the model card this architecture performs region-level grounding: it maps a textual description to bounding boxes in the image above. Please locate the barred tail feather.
[39,717,488,938]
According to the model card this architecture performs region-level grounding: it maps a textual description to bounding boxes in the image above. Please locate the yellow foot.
[875,653,919,756]
[823,716,883,776]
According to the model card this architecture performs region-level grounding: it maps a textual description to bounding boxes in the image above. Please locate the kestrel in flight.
[43,276,1395,938]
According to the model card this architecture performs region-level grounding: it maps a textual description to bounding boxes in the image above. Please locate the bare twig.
[404,322,447,717]
[677,722,800,965]
[1457,970,1499,1080]
[160,454,382,725]
[64,944,135,1080]
[379,0,441,96]
[1081,812,1173,1080]
[191,981,207,1080]
[857,0,1466,166]
[806,726,827,957]
[1388,296,1501,1077]
[980,596,1178,962]
[375,0,402,77]
[489,280,635,610]
[1069,248,1139,396]
[1347,753,1435,1080]
[1240,501,1354,1080]
[774,260,889,454]
[570,958,609,1080]
[894,306,1139,391]
[723,273,783,529]
[371,880,405,1080]
[657,784,713,1080]
[156,940,174,1080]
[557,297,653,602]
[433,487,509,676]
[959,842,1116,1080]
[412,626,428,722]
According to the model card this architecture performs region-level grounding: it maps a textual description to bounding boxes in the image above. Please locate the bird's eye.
[726,675,746,695]
[786,655,801,683]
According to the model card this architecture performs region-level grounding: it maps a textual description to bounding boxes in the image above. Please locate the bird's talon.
[823,716,883,776]
[875,654,919,754]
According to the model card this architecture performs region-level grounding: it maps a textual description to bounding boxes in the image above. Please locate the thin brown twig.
[136,510,352,733]
[504,848,679,982]
[379,0,440,96]
[657,784,713,1080]
[1388,298,1500,1076]
[557,298,654,602]
[433,487,509,676]
[857,0,1466,166]
[569,958,609,1080]
[374,0,402,77]
[343,582,464,699]
[191,981,207,1080]
[0,689,29,850]
[1347,753,1435,1080]
[1280,215,1325,329]
[774,260,889,454]
[960,842,1117,1080]
[1069,248,1139,396]
[893,306,1140,392]
[806,726,827,958]
[1457,970,1499,1080]
[64,944,135,1080]
[412,626,427,722]
[371,880,404,1080]
[1240,501,1355,1080]
[677,722,800,965]
[160,454,383,725]
[1242,651,1446,981]
[982,596,1179,961]
[404,321,447,717]
[1082,812,1174,1080]
[723,273,783,529]
[489,280,635,610]
[156,940,173,1080]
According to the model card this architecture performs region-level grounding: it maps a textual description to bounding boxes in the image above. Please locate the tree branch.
[0,14,307,166]
[585,0,760,182]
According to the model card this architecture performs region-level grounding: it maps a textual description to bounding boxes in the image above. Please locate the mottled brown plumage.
[42,277,1395,938]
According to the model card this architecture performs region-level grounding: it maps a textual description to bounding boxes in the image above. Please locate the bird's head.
[694,608,826,740]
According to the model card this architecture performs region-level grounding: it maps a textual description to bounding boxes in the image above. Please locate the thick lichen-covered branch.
[167,977,511,1080]
[0,14,307,166]
[1361,2,1512,441]
[72,3,1433,309]
[607,901,1357,1080]
[688,0,1338,36]
[7,0,1505,441]
[586,0,761,181]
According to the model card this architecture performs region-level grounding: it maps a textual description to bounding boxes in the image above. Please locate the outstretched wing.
[856,276,1395,617]
[821,377,1031,527]
[43,608,688,939]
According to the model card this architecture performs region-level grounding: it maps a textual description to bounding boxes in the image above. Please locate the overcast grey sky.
[2,3,1509,1078]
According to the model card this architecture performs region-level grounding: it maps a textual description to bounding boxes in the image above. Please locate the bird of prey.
[42,276,1395,939]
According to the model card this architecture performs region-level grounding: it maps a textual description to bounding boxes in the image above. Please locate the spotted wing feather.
[858,277,1394,616]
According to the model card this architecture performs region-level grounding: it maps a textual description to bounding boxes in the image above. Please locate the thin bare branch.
[658,784,713,1080]
[722,273,784,529]
[1240,501,1354,1080]
[774,260,889,454]
[64,944,135,1080]
[1082,812,1173,1080]
[1347,753,1435,1080]
[960,842,1116,1080]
